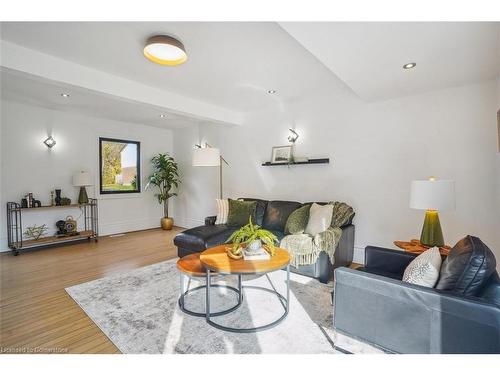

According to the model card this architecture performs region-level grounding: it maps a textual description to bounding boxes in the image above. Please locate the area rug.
[66,259,382,354]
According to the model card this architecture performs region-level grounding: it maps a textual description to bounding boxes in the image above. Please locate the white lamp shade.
[410,179,455,211]
[73,171,93,186]
[192,148,221,167]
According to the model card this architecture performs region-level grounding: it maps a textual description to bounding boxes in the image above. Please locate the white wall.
[173,80,500,264]
[0,100,173,251]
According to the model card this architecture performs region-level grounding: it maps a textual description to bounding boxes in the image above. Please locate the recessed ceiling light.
[60,93,70,98]
[143,35,187,66]
[159,114,167,118]
[403,62,416,70]
[267,89,277,94]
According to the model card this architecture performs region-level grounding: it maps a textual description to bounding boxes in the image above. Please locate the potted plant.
[146,153,180,230]
[226,217,278,259]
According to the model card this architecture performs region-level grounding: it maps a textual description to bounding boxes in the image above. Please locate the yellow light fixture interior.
[143,35,187,66]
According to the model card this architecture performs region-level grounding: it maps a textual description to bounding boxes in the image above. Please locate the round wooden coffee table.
[176,253,242,317]
[199,245,291,333]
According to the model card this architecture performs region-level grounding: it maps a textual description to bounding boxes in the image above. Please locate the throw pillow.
[285,204,311,235]
[435,235,496,296]
[329,201,355,227]
[215,198,229,225]
[402,247,442,287]
[227,199,257,227]
[304,203,334,236]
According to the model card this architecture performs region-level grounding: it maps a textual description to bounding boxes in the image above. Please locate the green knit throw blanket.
[280,202,354,268]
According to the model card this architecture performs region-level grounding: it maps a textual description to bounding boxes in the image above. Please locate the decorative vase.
[161,217,174,230]
[247,239,262,253]
[54,189,62,206]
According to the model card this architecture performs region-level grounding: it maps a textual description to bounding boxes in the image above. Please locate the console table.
[6,199,98,255]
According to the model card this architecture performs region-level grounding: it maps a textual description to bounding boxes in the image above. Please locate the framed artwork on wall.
[271,145,293,164]
[99,137,141,194]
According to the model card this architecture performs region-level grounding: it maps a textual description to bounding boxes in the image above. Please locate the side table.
[394,239,451,256]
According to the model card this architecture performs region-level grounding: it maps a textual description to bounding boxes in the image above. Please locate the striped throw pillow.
[215,199,229,225]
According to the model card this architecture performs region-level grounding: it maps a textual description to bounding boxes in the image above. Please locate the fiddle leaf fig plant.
[146,153,180,218]
[226,216,278,256]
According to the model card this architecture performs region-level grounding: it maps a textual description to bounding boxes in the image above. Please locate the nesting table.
[176,245,291,333]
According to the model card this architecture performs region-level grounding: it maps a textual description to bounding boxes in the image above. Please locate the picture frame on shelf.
[271,145,293,164]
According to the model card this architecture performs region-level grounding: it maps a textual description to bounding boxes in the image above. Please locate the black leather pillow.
[435,235,496,296]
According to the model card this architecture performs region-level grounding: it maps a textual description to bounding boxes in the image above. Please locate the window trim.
[99,137,141,195]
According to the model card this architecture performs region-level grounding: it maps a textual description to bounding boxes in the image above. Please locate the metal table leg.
[178,270,242,318]
[205,267,290,333]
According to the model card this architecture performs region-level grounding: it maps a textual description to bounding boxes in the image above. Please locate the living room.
[1,0,499,371]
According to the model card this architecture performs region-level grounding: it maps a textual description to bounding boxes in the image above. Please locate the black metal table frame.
[178,272,243,317]
[205,264,290,333]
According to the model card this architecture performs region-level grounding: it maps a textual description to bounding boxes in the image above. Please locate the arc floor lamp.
[192,143,228,199]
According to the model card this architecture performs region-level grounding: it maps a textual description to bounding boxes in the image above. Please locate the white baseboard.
[353,245,365,265]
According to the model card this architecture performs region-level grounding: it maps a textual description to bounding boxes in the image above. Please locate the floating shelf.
[262,158,330,166]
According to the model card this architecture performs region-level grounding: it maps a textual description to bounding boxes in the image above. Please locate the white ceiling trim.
[0,40,244,126]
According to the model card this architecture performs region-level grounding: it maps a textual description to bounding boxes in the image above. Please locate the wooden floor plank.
[0,227,182,354]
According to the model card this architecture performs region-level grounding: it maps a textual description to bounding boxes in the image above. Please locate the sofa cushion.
[239,198,268,226]
[435,235,496,296]
[305,203,333,236]
[285,204,311,235]
[478,271,500,308]
[173,224,237,252]
[329,201,355,227]
[402,247,442,287]
[262,200,302,233]
[227,199,257,227]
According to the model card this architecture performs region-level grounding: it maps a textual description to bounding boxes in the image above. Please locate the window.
[99,137,140,194]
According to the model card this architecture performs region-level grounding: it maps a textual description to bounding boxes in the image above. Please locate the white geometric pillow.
[402,247,442,287]
[304,203,334,236]
[215,199,229,225]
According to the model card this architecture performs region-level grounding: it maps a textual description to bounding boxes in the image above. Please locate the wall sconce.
[288,128,299,144]
[44,136,56,149]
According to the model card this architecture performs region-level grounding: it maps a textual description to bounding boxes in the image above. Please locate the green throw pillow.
[329,201,355,227]
[285,204,311,235]
[227,199,257,227]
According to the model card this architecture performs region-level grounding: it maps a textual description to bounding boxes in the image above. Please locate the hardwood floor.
[0,227,183,354]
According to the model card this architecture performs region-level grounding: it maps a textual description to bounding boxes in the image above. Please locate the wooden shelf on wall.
[261,158,330,166]
[18,204,90,211]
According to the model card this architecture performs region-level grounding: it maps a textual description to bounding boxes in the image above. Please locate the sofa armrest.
[205,216,217,226]
[333,267,500,353]
[364,246,417,275]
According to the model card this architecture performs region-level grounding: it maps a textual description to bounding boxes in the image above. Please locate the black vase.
[54,189,62,206]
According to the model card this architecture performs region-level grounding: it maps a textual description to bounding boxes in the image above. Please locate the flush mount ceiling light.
[159,114,167,118]
[44,136,56,148]
[60,93,70,98]
[143,35,187,66]
[267,89,277,94]
[403,62,416,70]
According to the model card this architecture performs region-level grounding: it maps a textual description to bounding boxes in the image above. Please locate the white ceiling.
[280,22,500,101]
[0,22,341,112]
[1,21,498,115]
[0,68,202,129]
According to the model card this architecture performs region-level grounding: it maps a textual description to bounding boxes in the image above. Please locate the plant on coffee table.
[226,216,278,257]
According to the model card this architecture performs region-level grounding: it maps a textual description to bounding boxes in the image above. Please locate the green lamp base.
[420,210,444,247]
[78,186,89,204]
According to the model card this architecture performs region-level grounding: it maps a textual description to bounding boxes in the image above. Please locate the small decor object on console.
[64,215,78,235]
[23,224,48,241]
[54,189,62,206]
[402,247,442,287]
[226,216,278,259]
[61,197,71,205]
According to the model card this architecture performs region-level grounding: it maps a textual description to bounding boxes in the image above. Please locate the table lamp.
[410,177,455,247]
[192,143,228,199]
[73,171,93,204]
